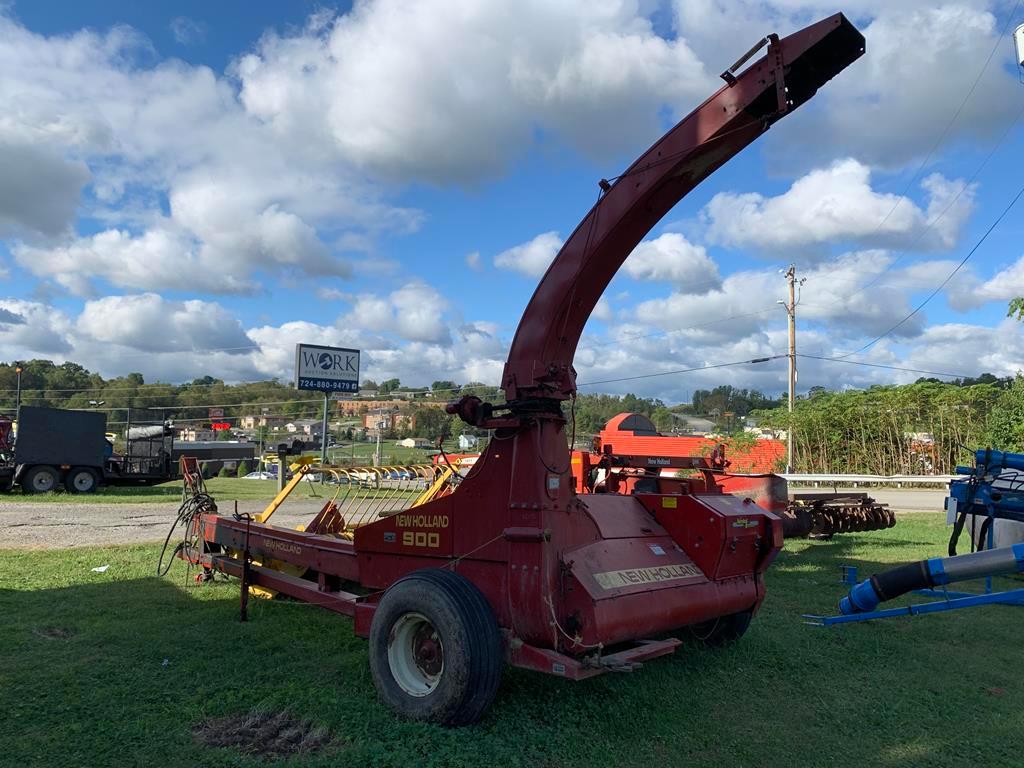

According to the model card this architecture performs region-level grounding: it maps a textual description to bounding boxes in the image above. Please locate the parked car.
[242,471,275,480]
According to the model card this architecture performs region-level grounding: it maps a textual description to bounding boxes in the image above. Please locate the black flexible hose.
[157,492,217,577]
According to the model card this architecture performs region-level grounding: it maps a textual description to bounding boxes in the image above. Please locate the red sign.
[211,422,231,431]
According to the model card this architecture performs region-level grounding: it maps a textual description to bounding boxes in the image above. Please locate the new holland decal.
[593,563,702,590]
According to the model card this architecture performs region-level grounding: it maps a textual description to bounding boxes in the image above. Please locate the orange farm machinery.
[574,413,896,539]
[174,15,865,725]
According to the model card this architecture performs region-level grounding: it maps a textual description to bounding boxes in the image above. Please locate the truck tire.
[368,568,503,726]
[23,465,60,494]
[66,467,99,494]
[687,609,753,648]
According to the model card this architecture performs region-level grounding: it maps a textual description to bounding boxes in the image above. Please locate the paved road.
[815,487,947,513]
[0,487,950,550]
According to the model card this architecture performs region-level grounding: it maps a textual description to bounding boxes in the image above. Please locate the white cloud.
[592,296,613,322]
[898,319,1024,380]
[170,17,206,46]
[494,231,563,277]
[0,14,420,294]
[633,268,783,343]
[623,233,720,291]
[235,0,713,184]
[0,141,90,238]
[0,299,73,355]
[316,287,350,302]
[342,282,451,345]
[703,159,975,253]
[76,294,252,353]
[465,251,482,271]
[775,3,1020,169]
[795,250,926,339]
[671,2,1020,170]
[14,227,239,295]
[944,255,1024,312]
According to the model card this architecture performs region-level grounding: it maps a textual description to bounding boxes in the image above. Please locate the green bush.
[236,460,251,478]
[217,465,231,478]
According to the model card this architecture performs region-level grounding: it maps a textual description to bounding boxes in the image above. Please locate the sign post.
[295,344,360,465]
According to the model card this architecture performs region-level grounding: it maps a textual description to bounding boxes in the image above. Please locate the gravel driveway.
[0,488,948,550]
[0,499,332,549]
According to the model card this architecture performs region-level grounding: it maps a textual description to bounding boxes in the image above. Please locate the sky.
[1,0,1024,403]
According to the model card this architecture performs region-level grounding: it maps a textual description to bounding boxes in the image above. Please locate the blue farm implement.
[806,448,1024,626]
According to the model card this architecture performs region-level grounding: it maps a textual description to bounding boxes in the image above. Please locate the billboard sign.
[295,344,360,393]
[208,407,225,419]
[211,422,231,431]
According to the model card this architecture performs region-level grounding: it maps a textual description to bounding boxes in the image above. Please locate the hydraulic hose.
[839,543,1024,615]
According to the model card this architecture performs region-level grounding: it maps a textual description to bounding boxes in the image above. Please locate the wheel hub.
[387,612,444,697]
[32,472,55,492]
[412,623,443,677]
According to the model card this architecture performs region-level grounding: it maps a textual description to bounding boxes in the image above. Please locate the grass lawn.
[1,513,1021,768]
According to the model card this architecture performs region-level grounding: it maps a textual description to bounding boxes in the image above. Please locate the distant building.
[179,428,215,442]
[285,419,322,436]
[458,434,479,450]
[362,410,413,432]
[337,398,446,416]
[239,414,288,431]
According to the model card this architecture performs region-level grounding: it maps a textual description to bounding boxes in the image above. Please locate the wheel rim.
[387,612,443,697]
[72,472,94,491]
[32,471,56,492]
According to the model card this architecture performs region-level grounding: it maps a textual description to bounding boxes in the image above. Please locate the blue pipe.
[839,543,1024,615]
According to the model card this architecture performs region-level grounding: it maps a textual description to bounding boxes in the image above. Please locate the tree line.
[754,377,1024,475]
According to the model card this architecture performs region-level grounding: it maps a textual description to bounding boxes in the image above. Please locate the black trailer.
[0,406,174,493]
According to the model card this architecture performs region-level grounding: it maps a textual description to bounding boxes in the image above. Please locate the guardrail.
[780,473,955,487]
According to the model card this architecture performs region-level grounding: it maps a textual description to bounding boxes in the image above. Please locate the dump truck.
[0,406,175,493]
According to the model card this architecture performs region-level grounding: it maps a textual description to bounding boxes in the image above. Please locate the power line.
[835,179,1024,358]
[798,354,973,380]
[9,397,327,412]
[577,354,785,387]
[576,305,782,353]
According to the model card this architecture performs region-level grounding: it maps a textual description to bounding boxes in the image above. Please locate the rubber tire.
[65,467,98,494]
[23,465,60,494]
[686,610,753,648]
[368,568,503,726]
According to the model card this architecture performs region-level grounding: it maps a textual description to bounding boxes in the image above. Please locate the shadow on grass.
[2,527,1023,768]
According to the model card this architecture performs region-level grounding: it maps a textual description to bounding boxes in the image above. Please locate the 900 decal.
[402,531,441,548]
[391,513,449,549]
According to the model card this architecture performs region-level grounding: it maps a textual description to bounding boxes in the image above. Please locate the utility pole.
[780,265,804,473]
[374,407,384,467]
[14,365,22,427]
[320,392,329,467]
